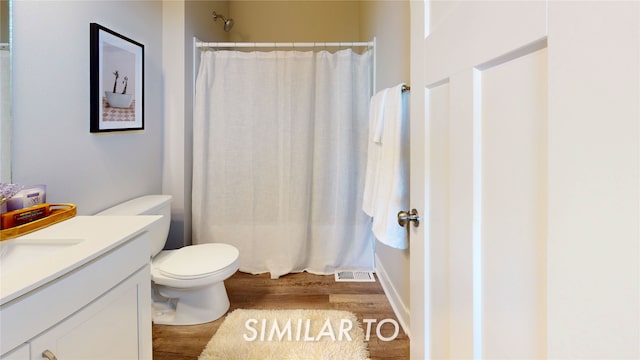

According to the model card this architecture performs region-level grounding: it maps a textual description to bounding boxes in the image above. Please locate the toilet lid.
[155,243,239,279]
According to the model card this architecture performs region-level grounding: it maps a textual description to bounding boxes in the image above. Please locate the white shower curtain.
[193,49,374,279]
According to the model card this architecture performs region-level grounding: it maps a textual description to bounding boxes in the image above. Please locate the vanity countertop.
[0,215,160,305]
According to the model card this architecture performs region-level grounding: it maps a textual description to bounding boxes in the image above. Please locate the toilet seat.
[155,243,239,279]
[151,243,239,288]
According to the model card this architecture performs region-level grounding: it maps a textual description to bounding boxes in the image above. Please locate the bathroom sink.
[0,239,85,275]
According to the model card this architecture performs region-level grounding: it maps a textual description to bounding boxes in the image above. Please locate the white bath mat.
[198,309,370,360]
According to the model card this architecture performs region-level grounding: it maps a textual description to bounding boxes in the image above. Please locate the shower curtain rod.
[195,41,374,49]
[192,36,377,97]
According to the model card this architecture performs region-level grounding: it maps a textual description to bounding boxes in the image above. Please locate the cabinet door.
[0,344,29,359]
[29,267,150,360]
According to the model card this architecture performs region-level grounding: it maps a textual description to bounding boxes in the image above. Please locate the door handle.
[397,209,420,228]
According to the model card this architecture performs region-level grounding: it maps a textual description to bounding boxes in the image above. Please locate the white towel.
[362,88,388,216]
[369,84,409,249]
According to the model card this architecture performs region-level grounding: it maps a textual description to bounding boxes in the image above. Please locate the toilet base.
[152,281,230,325]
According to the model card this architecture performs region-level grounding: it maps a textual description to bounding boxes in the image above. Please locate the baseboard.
[374,254,410,337]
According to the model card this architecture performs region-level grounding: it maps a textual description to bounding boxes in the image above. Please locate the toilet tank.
[96,195,172,257]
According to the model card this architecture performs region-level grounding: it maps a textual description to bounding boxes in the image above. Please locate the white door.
[409,1,640,359]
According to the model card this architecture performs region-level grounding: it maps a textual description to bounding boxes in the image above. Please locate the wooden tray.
[0,204,77,241]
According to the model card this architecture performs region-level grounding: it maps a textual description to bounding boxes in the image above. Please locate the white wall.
[12,0,164,214]
[162,0,229,249]
[360,0,411,332]
[162,0,187,249]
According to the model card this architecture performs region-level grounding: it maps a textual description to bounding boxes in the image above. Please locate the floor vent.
[334,271,376,282]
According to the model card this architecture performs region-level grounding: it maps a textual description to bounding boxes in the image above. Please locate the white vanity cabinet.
[0,217,158,360]
[28,266,149,360]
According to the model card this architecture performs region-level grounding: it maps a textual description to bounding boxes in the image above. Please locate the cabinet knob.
[42,350,58,360]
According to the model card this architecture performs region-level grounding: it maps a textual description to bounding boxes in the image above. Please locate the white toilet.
[96,194,239,325]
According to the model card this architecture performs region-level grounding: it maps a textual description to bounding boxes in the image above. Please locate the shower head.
[212,11,234,32]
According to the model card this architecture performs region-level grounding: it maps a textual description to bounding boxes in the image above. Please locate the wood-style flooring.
[152,271,410,359]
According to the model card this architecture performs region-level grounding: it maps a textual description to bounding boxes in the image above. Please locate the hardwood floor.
[153,271,410,359]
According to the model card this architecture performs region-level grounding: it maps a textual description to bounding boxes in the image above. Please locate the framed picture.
[90,23,144,132]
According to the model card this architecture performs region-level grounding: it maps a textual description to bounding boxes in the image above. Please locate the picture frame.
[90,23,144,132]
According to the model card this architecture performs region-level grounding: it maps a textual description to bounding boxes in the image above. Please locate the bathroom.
[4,0,411,357]
[5,1,640,359]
